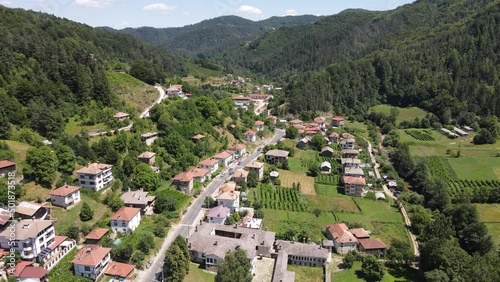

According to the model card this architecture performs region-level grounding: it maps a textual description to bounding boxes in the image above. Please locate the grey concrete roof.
[120,190,155,206]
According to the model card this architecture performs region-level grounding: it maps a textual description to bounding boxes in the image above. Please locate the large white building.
[49,184,81,209]
[76,162,113,191]
[72,245,111,280]
[109,207,141,234]
[0,220,55,260]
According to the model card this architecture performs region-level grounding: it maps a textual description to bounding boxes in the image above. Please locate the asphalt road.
[138,129,285,282]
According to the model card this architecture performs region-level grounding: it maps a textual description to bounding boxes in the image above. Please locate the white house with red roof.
[76,162,113,191]
[199,158,219,174]
[213,151,233,167]
[216,191,240,212]
[72,245,111,280]
[314,117,326,128]
[49,184,80,209]
[231,144,246,158]
[187,167,210,183]
[109,207,141,234]
[232,170,249,183]
[38,235,77,270]
[328,132,340,143]
[244,130,256,142]
[166,84,183,97]
[104,261,136,280]
[206,205,231,224]
[254,120,264,132]
[331,116,345,127]
[325,223,358,254]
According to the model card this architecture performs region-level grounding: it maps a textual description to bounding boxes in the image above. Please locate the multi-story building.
[109,207,141,234]
[120,190,156,214]
[76,162,113,191]
[216,191,240,212]
[213,151,233,167]
[72,245,111,280]
[244,162,264,180]
[325,223,358,254]
[206,205,231,224]
[343,176,366,197]
[244,130,256,142]
[172,172,194,193]
[0,220,55,260]
[49,185,81,209]
[265,150,289,164]
[199,159,219,175]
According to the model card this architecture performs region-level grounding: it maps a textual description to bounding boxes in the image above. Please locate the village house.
[244,130,257,142]
[272,240,331,282]
[140,132,158,140]
[342,148,359,158]
[244,162,265,180]
[296,137,309,149]
[219,182,237,193]
[341,158,361,169]
[344,167,364,178]
[359,238,387,255]
[314,117,326,129]
[321,146,335,157]
[232,170,249,183]
[343,176,366,197]
[138,151,156,166]
[187,167,210,183]
[340,138,356,150]
[289,119,304,127]
[49,184,81,209]
[206,205,231,224]
[187,223,275,274]
[72,245,111,280]
[216,190,240,212]
[38,235,77,270]
[0,220,55,260]
[232,96,252,108]
[166,84,183,97]
[325,223,358,254]
[110,207,141,234]
[342,132,355,139]
[213,150,233,167]
[331,116,345,127]
[15,202,49,220]
[320,161,332,174]
[113,112,129,121]
[328,132,340,143]
[255,120,265,132]
[265,150,289,164]
[231,144,246,158]
[120,189,156,214]
[350,228,371,239]
[76,162,113,192]
[84,228,109,245]
[172,172,194,193]
[0,160,16,178]
[14,261,48,282]
[104,261,136,281]
[199,158,219,174]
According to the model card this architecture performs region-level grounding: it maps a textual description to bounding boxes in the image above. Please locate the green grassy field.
[288,149,318,173]
[475,204,500,246]
[371,105,428,124]
[333,262,420,282]
[307,184,359,212]
[278,169,316,195]
[107,71,157,114]
[65,117,107,135]
[184,263,215,282]
[2,139,31,170]
[448,157,500,180]
[288,265,324,282]
[345,121,370,138]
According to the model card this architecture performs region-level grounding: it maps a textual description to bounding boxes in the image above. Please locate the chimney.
[64,182,67,188]
[195,226,198,232]
[252,234,255,239]
[214,241,218,246]
[234,224,237,229]
[261,240,265,245]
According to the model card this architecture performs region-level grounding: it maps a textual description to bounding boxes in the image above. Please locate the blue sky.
[1,0,415,29]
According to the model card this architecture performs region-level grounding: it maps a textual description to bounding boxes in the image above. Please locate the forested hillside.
[117,15,319,57]
[0,6,188,139]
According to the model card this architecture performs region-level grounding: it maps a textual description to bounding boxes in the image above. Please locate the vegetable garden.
[405,130,435,141]
[251,184,310,212]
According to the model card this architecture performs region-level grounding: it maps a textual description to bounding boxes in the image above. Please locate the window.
[90,182,95,185]
[84,266,91,271]
[80,181,86,185]
[113,221,117,226]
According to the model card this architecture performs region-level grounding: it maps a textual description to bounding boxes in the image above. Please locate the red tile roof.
[72,245,111,266]
[199,158,219,166]
[350,228,370,239]
[76,162,112,175]
[359,238,387,250]
[49,235,69,249]
[110,207,141,221]
[138,151,156,159]
[343,176,366,186]
[314,117,325,123]
[255,120,264,125]
[232,96,251,100]
[15,261,33,276]
[85,228,109,241]
[50,185,80,197]
[18,266,47,279]
[187,168,209,178]
[329,132,340,138]
[244,130,256,135]
[213,151,232,160]
[0,160,15,170]
[105,261,135,278]
[332,116,344,121]
[232,144,246,150]
[173,172,194,182]
[326,223,358,243]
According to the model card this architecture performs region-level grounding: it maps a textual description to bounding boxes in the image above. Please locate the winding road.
[137,129,286,282]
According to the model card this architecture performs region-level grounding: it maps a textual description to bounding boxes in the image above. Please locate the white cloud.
[143,3,175,11]
[237,5,263,15]
[182,10,190,16]
[284,9,297,16]
[73,0,117,8]
[0,0,12,6]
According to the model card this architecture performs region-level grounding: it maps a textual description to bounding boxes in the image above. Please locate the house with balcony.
[340,138,356,150]
[344,167,364,178]
[110,207,141,234]
[49,185,80,209]
[342,148,359,158]
[199,159,219,175]
[328,132,340,143]
[244,162,264,180]
[231,96,252,108]
[120,189,156,214]
[72,245,111,280]
[231,144,246,158]
[341,158,361,169]
[166,84,183,97]
[0,220,55,260]
[76,162,113,192]
[38,235,76,271]
[172,172,194,193]
[216,191,240,212]
[213,151,233,167]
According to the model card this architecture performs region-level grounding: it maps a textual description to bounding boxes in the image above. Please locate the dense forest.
[116,15,319,57]
[0,5,188,139]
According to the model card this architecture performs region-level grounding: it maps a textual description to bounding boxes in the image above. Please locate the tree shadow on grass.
[386,265,422,282]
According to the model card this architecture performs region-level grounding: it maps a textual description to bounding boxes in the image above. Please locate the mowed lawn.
[475,204,500,246]
[448,157,500,180]
[287,265,324,282]
[333,261,419,282]
[371,105,428,124]
[184,263,215,282]
[307,184,359,212]
[288,149,318,173]
[278,170,316,195]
